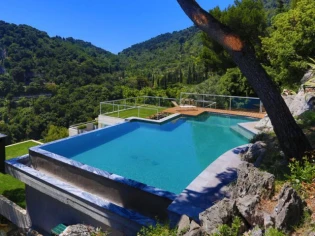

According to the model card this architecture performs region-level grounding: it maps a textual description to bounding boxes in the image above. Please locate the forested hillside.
[0,0,314,144]
[120,27,207,86]
[262,0,291,22]
[0,21,122,97]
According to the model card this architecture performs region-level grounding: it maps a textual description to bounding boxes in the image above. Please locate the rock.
[301,70,313,84]
[188,228,206,236]
[177,215,190,235]
[60,224,97,236]
[263,211,274,228]
[250,227,263,236]
[284,90,310,116]
[232,163,275,200]
[273,184,304,232]
[241,141,266,166]
[236,195,263,227]
[254,116,273,132]
[307,231,315,236]
[199,198,239,235]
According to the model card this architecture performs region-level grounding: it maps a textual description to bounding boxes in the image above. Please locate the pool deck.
[168,144,248,222]
[163,107,265,119]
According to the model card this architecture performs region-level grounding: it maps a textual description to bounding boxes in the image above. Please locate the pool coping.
[167,144,249,220]
[125,113,181,124]
[238,121,260,135]
[5,155,156,227]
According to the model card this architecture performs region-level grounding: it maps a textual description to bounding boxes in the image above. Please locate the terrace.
[1,93,266,235]
[96,93,265,129]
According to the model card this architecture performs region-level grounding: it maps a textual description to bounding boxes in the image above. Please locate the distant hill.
[0,20,120,93]
[119,26,205,84]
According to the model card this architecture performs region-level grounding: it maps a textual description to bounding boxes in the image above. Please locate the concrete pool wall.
[6,155,157,235]
[28,148,176,220]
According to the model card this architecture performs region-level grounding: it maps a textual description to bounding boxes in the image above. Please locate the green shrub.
[137,223,177,236]
[213,217,242,236]
[297,111,315,128]
[264,228,286,236]
[249,132,276,144]
[77,124,87,130]
[286,157,315,193]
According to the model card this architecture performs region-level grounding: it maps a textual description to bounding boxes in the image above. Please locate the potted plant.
[93,122,98,130]
[77,124,87,134]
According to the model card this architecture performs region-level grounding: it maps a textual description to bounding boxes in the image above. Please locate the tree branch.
[177,0,243,51]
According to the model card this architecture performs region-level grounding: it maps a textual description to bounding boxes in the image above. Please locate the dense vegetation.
[0,0,314,143]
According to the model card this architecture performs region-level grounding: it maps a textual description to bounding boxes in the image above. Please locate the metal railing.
[180,92,263,113]
[100,102,160,119]
[99,93,264,120]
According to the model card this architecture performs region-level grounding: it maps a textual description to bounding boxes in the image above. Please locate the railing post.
[0,133,7,173]
[229,97,232,110]
[118,105,120,118]
[159,98,160,107]
[138,107,140,117]
[259,101,262,113]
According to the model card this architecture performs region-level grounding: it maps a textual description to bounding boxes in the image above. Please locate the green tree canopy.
[261,0,315,88]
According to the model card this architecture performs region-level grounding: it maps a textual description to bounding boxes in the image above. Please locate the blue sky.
[1,0,234,54]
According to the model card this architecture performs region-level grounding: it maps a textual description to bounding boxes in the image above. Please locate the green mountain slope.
[119,26,206,84]
[0,20,121,96]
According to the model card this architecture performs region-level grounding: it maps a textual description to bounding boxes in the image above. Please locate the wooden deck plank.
[163,107,265,119]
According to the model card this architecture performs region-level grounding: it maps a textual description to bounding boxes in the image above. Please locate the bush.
[286,157,315,194]
[137,223,176,236]
[249,132,276,144]
[77,124,87,130]
[264,228,286,236]
[213,217,242,236]
[297,111,315,128]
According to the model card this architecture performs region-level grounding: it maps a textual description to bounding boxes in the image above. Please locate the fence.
[100,102,161,119]
[99,94,263,120]
[180,92,263,113]
[99,96,180,119]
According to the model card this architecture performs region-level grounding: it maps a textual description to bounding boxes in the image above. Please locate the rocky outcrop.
[273,184,305,232]
[232,163,275,199]
[255,115,273,133]
[178,163,309,235]
[196,162,275,234]
[255,88,315,132]
[177,215,204,236]
[199,199,240,234]
[241,141,267,167]
[284,90,311,117]
[236,195,263,227]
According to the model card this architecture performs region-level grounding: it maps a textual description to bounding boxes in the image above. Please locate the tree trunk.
[177,0,312,159]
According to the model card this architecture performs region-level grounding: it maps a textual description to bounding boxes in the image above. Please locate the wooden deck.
[163,107,265,119]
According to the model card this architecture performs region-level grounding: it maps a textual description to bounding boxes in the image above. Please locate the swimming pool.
[38,113,255,194]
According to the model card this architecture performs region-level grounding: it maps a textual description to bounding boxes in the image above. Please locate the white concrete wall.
[68,128,78,137]
[0,195,31,229]
[98,115,124,126]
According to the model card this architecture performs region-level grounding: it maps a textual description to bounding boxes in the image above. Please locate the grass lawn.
[108,106,166,119]
[0,140,40,208]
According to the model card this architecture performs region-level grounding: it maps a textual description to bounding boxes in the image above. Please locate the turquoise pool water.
[42,113,256,194]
